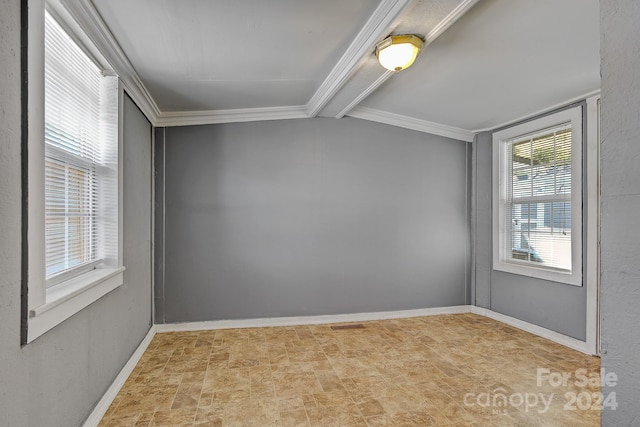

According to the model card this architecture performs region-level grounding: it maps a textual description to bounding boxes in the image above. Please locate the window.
[25,2,123,342]
[493,107,582,286]
[44,11,112,286]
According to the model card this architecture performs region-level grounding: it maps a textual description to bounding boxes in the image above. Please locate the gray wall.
[154,128,165,322]
[0,2,153,420]
[471,132,492,309]
[471,112,588,340]
[156,118,469,322]
[600,1,640,424]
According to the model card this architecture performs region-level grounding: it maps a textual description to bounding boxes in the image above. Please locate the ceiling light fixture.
[375,34,424,72]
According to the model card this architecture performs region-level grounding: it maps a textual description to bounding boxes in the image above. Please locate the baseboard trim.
[85,305,595,425]
[155,306,593,355]
[470,306,592,355]
[154,306,472,333]
[82,325,157,427]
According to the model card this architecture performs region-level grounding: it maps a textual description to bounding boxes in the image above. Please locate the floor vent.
[331,324,365,330]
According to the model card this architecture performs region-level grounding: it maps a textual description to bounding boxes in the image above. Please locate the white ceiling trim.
[155,105,309,127]
[423,0,480,45]
[348,106,475,141]
[62,0,161,123]
[305,0,414,117]
[335,70,395,119]
[472,89,602,133]
[61,0,482,140]
[336,0,481,119]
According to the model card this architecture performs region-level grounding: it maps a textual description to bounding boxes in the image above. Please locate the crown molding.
[473,89,602,133]
[60,0,161,123]
[156,105,309,127]
[348,107,475,142]
[306,0,414,117]
[56,0,483,137]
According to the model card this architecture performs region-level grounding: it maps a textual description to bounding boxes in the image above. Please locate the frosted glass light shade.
[375,35,423,72]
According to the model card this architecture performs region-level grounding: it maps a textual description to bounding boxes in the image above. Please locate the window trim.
[492,106,583,286]
[25,0,124,343]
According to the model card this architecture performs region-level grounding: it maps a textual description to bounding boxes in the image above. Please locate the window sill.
[27,266,125,342]
[493,260,581,286]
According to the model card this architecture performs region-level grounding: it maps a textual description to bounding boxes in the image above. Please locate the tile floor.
[99,314,600,426]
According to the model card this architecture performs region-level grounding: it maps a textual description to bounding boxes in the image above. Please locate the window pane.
[511,141,532,198]
[510,203,539,262]
[531,132,557,198]
[543,201,571,233]
[510,202,571,270]
[527,228,572,271]
[44,12,101,162]
[532,128,572,197]
[45,159,96,278]
[45,216,90,276]
[511,127,572,199]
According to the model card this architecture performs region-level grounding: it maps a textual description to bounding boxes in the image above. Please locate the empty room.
[1,0,639,426]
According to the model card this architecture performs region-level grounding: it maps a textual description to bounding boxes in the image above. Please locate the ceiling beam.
[305,0,414,117]
[423,0,481,46]
[59,0,479,139]
[335,0,482,119]
[335,70,395,119]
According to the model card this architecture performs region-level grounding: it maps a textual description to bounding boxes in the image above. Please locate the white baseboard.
[85,305,594,425]
[155,306,593,355]
[83,325,157,427]
[470,306,592,355]
[154,305,472,333]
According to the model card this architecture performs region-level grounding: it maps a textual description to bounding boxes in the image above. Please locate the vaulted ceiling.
[83,0,600,140]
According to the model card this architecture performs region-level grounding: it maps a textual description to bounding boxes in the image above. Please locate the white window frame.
[492,106,583,286]
[26,0,124,342]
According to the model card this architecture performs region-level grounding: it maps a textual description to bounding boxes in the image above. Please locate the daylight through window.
[43,10,118,287]
[492,106,582,286]
[506,125,572,271]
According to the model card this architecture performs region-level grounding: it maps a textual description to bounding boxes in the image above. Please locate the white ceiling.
[89,0,600,135]
[360,0,601,131]
[93,0,381,110]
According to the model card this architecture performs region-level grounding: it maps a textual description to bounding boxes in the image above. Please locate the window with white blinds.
[506,125,572,270]
[493,107,582,286]
[25,1,122,342]
[44,11,117,287]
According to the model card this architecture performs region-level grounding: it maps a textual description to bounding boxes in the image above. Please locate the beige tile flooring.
[99,314,600,426]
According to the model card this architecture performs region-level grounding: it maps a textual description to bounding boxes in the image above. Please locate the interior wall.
[471,132,492,309]
[0,4,153,420]
[155,117,469,323]
[600,0,640,424]
[472,109,589,341]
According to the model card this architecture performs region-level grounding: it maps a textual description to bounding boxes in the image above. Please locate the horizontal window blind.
[505,124,573,272]
[44,11,104,285]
